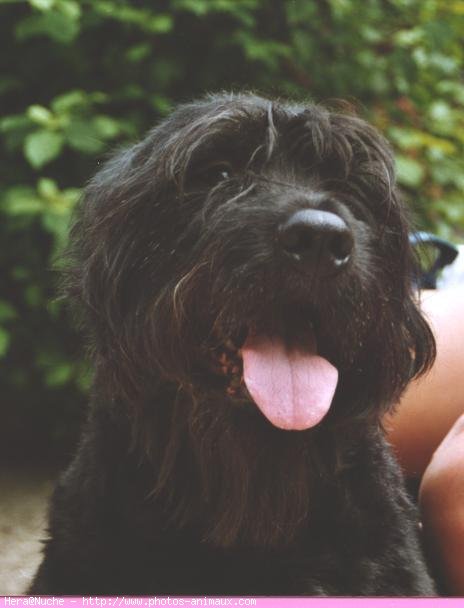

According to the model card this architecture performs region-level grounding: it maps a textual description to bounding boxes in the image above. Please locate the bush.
[1,0,464,457]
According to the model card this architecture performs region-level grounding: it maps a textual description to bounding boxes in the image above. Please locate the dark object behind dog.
[30,93,436,596]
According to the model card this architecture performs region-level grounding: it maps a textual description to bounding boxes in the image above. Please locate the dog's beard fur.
[66,93,435,549]
[141,389,321,548]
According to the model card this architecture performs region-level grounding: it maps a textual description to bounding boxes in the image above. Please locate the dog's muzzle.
[278,209,354,276]
[210,211,353,431]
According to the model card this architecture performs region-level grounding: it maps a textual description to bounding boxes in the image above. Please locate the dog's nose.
[278,209,353,274]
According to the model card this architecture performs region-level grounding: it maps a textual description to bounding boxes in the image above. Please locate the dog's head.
[69,93,435,431]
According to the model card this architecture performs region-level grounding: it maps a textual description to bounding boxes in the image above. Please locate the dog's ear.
[368,193,437,410]
[328,113,437,411]
[64,136,184,403]
[404,292,437,380]
[339,113,437,388]
[377,175,437,386]
[397,233,437,383]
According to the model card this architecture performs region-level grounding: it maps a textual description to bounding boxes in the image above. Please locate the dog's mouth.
[209,326,339,431]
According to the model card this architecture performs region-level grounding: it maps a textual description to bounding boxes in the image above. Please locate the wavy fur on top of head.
[65,92,435,548]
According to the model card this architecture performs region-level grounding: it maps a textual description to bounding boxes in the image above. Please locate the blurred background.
[1,0,464,593]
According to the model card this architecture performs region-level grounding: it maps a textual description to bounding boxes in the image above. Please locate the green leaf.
[393,28,423,47]
[92,115,121,139]
[92,2,173,33]
[0,301,17,322]
[0,114,33,133]
[16,10,80,43]
[58,0,81,20]
[0,328,10,358]
[65,119,104,153]
[37,178,59,199]
[45,363,73,387]
[2,186,43,214]
[126,42,151,63]
[27,104,53,125]
[29,0,55,9]
[62,187,81,206]
[389,127,422,150]
[429,101,453,122]
[396,155,425,188]
[42,211,71,244]
[24,285,42,307]
[48,363,73,386]
[145,14,173,33]
[11,267,29,281]
[24,130,64,168]
[51,90,88,113]
[151,94,172,114]
[46,10,80,42]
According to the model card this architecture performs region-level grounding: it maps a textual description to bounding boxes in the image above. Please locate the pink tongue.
[242,332,338,431]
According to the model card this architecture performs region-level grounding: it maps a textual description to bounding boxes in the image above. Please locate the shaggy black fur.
[31,93,436,596]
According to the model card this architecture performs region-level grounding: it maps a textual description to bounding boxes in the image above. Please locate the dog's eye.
[197,161,233,185]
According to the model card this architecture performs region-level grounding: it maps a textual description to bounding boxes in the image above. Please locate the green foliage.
[1,0,464,453]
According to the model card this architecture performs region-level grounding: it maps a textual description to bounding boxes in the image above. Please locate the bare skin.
[419,413,464,595]
[385,287,464,594]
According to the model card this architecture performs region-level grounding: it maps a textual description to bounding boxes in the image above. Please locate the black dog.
[31,93,436,596]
